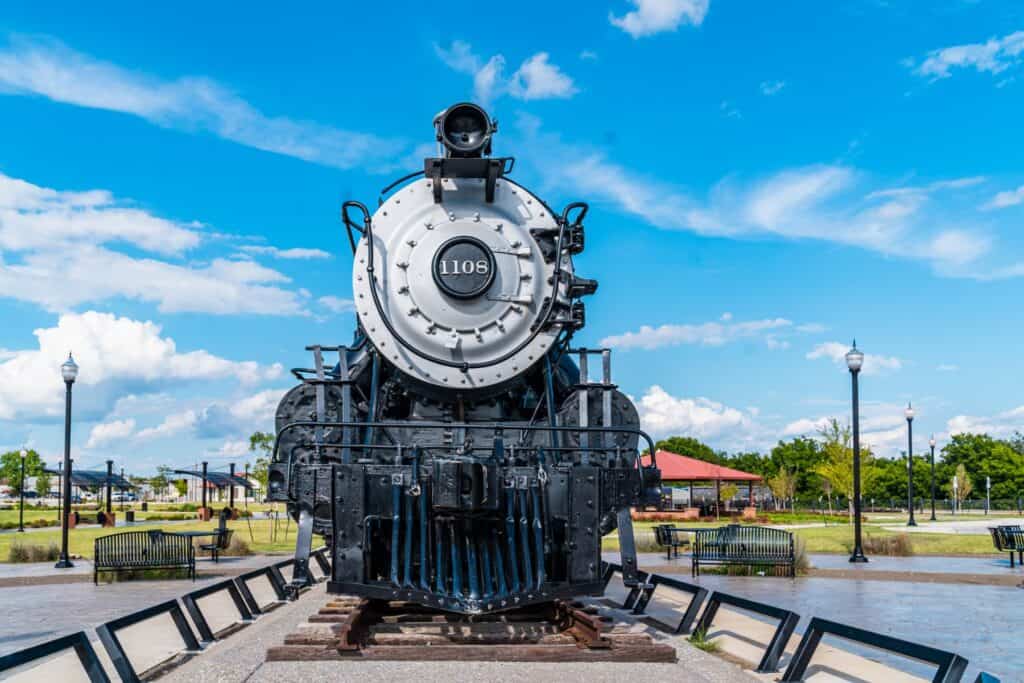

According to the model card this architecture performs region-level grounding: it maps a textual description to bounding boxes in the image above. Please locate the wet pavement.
[603,552,1021,681]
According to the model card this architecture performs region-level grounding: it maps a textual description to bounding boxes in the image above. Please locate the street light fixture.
[905,403,917,527]
[928,435,937,521]
[55,352,78,569]
[846,341,868,563]
[18,449,27,532]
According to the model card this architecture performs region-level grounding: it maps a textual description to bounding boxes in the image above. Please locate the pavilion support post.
[105,460,113,514]
[201,461,209,520]
[715,479,721,520]
[229,463,236,509]
[748,481,753,506]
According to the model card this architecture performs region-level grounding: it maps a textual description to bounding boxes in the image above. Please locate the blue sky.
[1,0,1023,474]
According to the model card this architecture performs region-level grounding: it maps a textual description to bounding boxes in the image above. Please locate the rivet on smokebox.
[448,211,456,221]
[473,212,480,221]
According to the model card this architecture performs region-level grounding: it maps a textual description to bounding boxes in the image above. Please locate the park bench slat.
[93,530,195,583]
[692,525,794,577]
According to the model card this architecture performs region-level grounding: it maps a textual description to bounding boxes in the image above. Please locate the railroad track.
[267,596,677,663]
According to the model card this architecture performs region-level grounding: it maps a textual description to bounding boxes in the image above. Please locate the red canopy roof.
[642,450,762,482]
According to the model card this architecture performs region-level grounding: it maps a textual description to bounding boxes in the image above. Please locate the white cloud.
[239,246,331,260]
[0,35,404,170]
[782,417,831,437]
[507,53,578,100]
[212,439,250,458]
[0,173,199,255]
[136,410,198,441]
[759,80,785,96]
[983,184,1024,210]
[795,323,827,334]
[806,341,903,375]
[601,317,792,350]
[719,100,741,119]
[912,30,1024,80]
[434,41,577,103]
[86,418,136,448]
[0,171,310,315]
[947,405,1024,438]
[516,116,1008,278]
[319,295,354,314]
[610,0,709,38]
[636,385,753,441]
[579,50,599,61]
[0,311,281,421]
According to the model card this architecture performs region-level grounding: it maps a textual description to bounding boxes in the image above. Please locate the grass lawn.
[603,520,999,556]
[1,517,298,561]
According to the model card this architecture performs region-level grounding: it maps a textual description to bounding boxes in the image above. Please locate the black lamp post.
[846,341,868,563]
[55,353,78,569]
[929,435,937,522]
[18,449,27,532]
[120,467,125,512]
[905,403,917,527]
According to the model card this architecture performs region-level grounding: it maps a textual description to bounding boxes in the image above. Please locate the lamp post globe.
[905,404,917,527]
[55,352,78,569]
[18,449,27,532]
[928,435,937,521]
[846,340,868,563]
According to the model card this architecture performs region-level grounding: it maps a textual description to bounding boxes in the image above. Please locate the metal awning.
[43,469,134,489]
[171,469,254,490]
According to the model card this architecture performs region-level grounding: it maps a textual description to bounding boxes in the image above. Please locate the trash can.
[125,510,135,522]
[141,501,148,512]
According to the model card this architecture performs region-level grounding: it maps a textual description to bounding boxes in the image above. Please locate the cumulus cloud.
[86,418,136,448]
[0,35,404,170]
[601,316,792,350]
[609,0,709,38]
[635,385,754,442]
[0,171,310,315]
[911,30,1024,80]
[0,311,282,422]
[806,341,903,375]
[434,41,577,103]
[515,115,1009,279]
[947,405,1024,439]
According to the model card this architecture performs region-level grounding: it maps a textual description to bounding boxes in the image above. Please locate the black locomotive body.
[267,103,661,613]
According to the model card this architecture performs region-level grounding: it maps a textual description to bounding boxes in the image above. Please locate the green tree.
[151,466,171,500]
[719,483,739,509]
[249,431,275,491]
[0,449,45,495]
[767,467,797,510]
[726,451,770,478]
[940,433,1024,500]
[172,479,188,498]
[814,418,876,519]
[653,436,721,464]
[951,463,973,505]
[769,437,826,497]
[35,472,52,497]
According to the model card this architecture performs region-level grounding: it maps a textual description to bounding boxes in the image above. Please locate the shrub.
[222,535,252,557]
[861,533,913,556]
[8,542,60,563]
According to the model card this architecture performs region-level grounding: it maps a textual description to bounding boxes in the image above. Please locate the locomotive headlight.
[436,102,494,158]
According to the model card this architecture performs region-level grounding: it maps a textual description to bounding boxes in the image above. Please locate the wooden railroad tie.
[268,596,677,663]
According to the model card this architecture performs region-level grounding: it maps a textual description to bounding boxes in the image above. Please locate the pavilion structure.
[641,449,762,513]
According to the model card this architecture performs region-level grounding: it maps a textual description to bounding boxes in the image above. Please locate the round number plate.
[431,235,496,299]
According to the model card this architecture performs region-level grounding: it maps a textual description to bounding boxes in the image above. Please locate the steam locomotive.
[267,103,661,613]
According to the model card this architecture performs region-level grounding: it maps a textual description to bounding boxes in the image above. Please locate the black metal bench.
[94,529,195,584]
[654,524,691,560]
[989,525,1024,567]
[199,529,234,563]
[692,524,794,577]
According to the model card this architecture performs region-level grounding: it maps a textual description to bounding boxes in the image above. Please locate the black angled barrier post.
[781,617,969,683]
[235,564,288,615]
[635,574,709,635]
[96,599,200,683]
[693,591,800,673]
[311,546,331,577]
[181,579,254,642]
[0,631,110,682]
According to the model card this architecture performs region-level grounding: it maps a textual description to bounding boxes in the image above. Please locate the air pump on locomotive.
[267,102,662,613]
